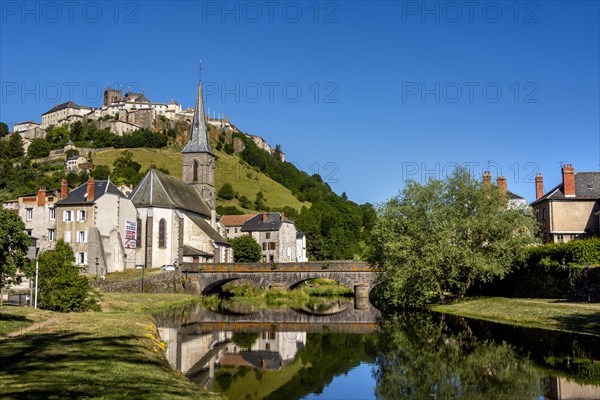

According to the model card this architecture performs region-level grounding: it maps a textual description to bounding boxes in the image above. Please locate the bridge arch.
[200,274,266,295]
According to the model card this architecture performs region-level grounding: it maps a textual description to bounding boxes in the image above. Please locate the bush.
[230,235,262,262]
[37,241,100,312]
[217,205,244,215]
[218,182,235,200]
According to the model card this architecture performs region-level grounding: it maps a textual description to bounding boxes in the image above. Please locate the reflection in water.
[155,304,600,400]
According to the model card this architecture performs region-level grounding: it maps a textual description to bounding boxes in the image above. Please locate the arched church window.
[158,219,166,248]
[136,218,142,248]
[193,161,199,182]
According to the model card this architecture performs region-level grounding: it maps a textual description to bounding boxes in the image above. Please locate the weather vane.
[198,59,203,81]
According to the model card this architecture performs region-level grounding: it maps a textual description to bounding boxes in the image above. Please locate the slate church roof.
[129,169,212,217]
[182,81,212,154]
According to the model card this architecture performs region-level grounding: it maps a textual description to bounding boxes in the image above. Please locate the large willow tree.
[369,167,538,308]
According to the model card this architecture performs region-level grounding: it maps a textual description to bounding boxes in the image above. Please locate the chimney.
[535,173,544,200]
[483,171,491,187]
[86,177,94,202]
[280,212,284,222]
[497,176,507,194]
[37,187,46,207]
[60,179,68,199]
[562,164,575,197]
[262,212,267,223]
[210,209,216,230]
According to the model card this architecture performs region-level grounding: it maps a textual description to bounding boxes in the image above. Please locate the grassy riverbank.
[0,293,224,400]
[432,297,600,336]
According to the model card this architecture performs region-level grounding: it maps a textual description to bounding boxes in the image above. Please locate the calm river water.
[154,302,600,400]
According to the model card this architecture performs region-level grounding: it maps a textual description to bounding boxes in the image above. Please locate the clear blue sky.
[1,1,598,204]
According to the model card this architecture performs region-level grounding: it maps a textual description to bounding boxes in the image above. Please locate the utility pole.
[34,259,39,309]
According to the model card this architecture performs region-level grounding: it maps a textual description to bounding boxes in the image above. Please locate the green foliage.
[229,235,262,262]
[231,332,260,350]
[523,239,600,269]
[369,167,539,309]
[112,150,143,186]
[216,205,244,215]
[0,122,8,137]
[91,165,111,180]
[27,138,51,158]
[45,125,70,147]
[65,149,80,159]
[374,313,541,399]
[223,143,234,155]
[254,191,267,211]
[0,208,29,290]
[238,195,251,209]
[37,240,99,312]
[115,129,167,149]
[7,132,24,159]
[218,182,235,200]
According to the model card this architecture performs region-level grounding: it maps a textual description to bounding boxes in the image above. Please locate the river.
[154,301,600,399]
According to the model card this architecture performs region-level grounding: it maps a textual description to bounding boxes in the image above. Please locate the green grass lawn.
[93,146,309,213]
[432,297,600,336]
[0,293,223,400]
[0,305,53,336]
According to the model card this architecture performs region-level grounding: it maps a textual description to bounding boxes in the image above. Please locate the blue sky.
[1,1,598,204]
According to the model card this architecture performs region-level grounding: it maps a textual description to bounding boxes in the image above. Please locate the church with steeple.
[129,80,233,268]
[181,81,215,209]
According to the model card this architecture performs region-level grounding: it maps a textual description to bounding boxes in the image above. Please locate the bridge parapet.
[181,261,378,273]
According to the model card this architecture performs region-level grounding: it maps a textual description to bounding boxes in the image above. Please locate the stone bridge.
[181,261,379,305]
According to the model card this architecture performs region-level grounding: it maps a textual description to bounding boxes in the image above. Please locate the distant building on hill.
[41,101,93,129]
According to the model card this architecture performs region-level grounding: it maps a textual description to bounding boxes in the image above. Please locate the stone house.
[13,121,39,133]
[241,212,297,263]
[65,156,87,172]
[531,164,600,243]
[220,214,257,239]
[55,177,137,275]
[296,232,308,262]
[3,187,62,252]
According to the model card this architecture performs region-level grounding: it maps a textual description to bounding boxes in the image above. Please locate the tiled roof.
[532,172,600,203]
[220,214,256,227]
[129,169,212,217]
[241,212,293,232]
[55,180,125,205]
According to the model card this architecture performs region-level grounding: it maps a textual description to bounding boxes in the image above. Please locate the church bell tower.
[182,80,215,210]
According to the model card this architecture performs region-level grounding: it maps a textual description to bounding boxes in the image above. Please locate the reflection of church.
[130,81,233,267]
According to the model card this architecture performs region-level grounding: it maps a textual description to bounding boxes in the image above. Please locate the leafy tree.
[217,205,244,215]
[231,332,260,350]
[0,208,30,291]
[91,165,111,180]
[45,125,70,146]
[254,191,267,211]
[230,235,262,262]
[27,138,51,158]
[7,132,24,159]
[0,122,9,137]
[238,195,251,209]
[112,150,143,186]
[65,149,80,159]
[37,240,99,312]
[368,167,539,308]
[218,183,235,200]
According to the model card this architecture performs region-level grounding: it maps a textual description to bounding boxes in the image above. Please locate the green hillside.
[92,146,309,213]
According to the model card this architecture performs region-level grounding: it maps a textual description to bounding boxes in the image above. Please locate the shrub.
[230,235,262,262]
[218,182,235,200]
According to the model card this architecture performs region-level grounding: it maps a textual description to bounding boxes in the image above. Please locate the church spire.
[182,81,211,154]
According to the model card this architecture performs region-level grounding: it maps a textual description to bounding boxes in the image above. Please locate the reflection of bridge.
[156,304,381,336]
[155,304,380,379]
[181,261,378,306]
